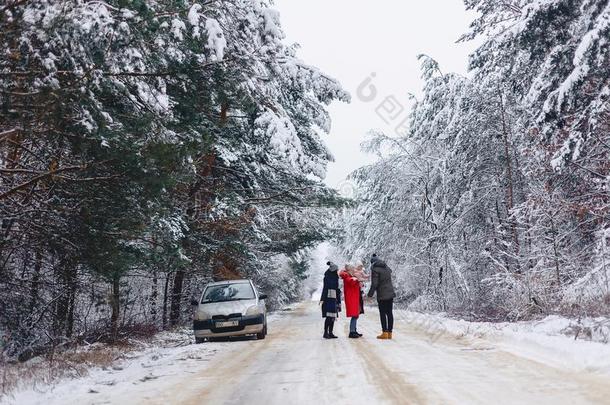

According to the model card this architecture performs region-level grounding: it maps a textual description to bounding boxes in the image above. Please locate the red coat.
[340,271,362,318]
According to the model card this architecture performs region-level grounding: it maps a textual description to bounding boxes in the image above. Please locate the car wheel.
[256,321,267,340]
[195,337,206,344]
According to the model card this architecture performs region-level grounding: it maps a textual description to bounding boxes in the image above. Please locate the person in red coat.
[339,265,365,338]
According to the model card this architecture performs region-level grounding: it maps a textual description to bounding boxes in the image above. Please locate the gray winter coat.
[367,260,396,301]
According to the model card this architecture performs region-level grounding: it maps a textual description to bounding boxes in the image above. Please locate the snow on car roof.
[205,279,251,286]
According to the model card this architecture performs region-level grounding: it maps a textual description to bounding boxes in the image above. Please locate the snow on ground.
[1,316,275,405]
[2,310,289,405]
[2,329,215,405]
[401,311,610,375]
[3,304,610,405]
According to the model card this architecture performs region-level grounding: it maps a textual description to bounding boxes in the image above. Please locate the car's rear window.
[201,283,255,303]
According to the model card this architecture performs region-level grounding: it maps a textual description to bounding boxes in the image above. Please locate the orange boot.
[387,332,393,339]
[376,331,389,339]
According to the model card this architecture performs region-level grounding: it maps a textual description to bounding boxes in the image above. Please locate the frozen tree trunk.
[162,272,171,329]
[28,249,41,313]
[150,270,158,325]
[170,270,185,327]
[52,261,78,338]
[498,90,520,267]
[600,233,610,296]
[438,266,446,311]
[110,276,120,342]
[65,266,77,338]
[549,214,562,286]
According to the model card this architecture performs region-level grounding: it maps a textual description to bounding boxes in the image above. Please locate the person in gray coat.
[367,254,396,339]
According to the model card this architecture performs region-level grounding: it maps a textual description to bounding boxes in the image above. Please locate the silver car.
[192,279,268,343]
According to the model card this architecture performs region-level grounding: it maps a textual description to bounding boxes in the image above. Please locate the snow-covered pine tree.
[0,0,348,356]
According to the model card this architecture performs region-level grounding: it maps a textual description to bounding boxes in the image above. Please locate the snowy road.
[120,303,610,404]
[11,302,610,405]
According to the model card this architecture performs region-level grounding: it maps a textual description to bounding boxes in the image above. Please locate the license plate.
[216,320,238,328]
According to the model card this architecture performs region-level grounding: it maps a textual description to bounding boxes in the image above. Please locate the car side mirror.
[190,298,199,306]
[259,294,268,300]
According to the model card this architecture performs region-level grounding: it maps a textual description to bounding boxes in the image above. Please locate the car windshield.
[202,283,255,303]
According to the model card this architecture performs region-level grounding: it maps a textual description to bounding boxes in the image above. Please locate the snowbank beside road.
[1,309,294,405]
[401,311,610,375]
[1,328,223,405]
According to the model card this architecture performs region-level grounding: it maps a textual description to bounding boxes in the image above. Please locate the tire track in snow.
[161,302,401,404]
[164,306,305,404]
[357,309,610,404]
[353,338,426,404]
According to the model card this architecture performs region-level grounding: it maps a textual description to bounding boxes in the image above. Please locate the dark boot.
[356,331,363,337]
[328,319,338,338]
[348,332,360,339]
[323,318,332,339]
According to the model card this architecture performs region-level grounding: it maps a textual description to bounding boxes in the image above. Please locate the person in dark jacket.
[320,262,341,339]
[367,254,396,339]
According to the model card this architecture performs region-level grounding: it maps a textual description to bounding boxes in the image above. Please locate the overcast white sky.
[272,0,480,190]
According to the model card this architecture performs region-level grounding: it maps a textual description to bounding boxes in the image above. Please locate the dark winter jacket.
[367,260,396,301]
[320,264,341,318]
